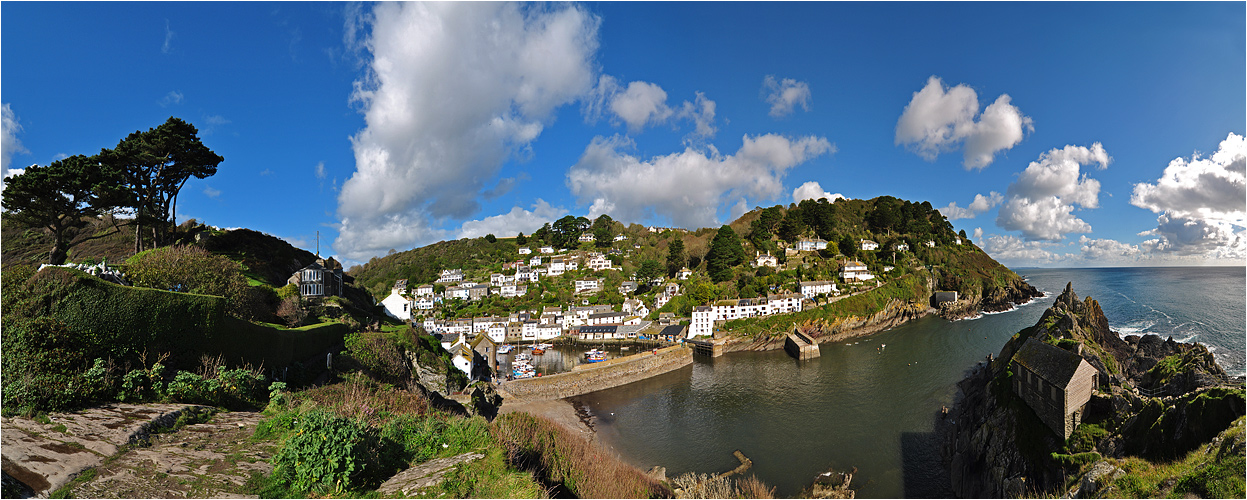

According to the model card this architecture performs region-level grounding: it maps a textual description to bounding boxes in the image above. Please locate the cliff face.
[942,283,1245,498]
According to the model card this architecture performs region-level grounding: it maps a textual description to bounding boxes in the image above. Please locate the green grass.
[1109,416,1245,498]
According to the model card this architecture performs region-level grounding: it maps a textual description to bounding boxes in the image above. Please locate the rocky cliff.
[936,276,1043,321]
[941,283,1245,498]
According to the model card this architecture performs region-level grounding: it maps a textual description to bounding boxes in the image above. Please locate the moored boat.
[584,349,607,362]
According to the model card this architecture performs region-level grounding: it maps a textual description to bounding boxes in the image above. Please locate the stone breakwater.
[500,345,693,400]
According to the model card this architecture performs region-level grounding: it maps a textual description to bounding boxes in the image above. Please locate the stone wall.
[500,345,693,400]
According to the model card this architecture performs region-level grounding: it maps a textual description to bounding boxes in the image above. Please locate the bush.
[126,245,259,319]
[271,410,376,493]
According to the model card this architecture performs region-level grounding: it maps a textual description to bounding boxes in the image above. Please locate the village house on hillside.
[860,239,879,251]
[797,238,828,252]
[840,261,874,282]
[1011,338,1099,439]
[755,252,778,268]
[289,257,344,298]
[381,280,413,320]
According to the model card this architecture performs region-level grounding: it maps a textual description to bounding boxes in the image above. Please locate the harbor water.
[576,267,1245,498]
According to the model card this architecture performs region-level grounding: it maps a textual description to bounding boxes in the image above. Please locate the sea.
[575,267,1245,498]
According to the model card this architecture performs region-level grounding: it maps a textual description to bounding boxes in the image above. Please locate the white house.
[925,240,936,248]
[677,267,693,280]
[618,281,638,294]
[797,239,829,252]
[755,252,778,268]
[565,258,579,271]
[575,278,603,294]
[450,342,474,376]
[840,261,875,282]
[436,269,463,283]
[578,233,596,243]
[799,281,838,300]
[415,297,435,310]
[623,298,649,318]
[381,290,413,321]
[529,256,543,266]
[883,266,895,273]
[537,323,562,340]
[446,286,471,300]
[516,266,537,283]
[539,246,555,254]
[614,234,627,241]
[690,306,714,338]
[587,311,628,326]
[894,243,910,252]
[955,237,963,245]
[587,254,612,271]
[518,247,532,255]
[860,239,879,251]
[548,258,566,276]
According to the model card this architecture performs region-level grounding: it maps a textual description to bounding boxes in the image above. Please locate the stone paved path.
[1,404,275,498]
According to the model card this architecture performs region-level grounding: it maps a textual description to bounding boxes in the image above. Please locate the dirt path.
[63,411,276,499]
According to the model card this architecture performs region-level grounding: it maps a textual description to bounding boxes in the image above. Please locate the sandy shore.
[496,392,595,441]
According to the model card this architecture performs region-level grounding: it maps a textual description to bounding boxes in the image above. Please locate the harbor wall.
[500,345,692,400]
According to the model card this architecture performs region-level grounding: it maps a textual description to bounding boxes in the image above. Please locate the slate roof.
[1012,338,1087,388]
[659,324,687,338]
[579,325,618,335]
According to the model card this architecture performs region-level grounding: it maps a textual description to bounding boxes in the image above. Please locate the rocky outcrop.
[942,283,1244,498]
[377,452,485,497]
[937,277,1044,321]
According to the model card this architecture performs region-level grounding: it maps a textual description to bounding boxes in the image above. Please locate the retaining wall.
[500,345,693,400]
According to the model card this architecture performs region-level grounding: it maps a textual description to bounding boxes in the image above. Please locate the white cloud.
[996,143,1110,241]
[162,19,175,54]
[456,199,563,239]
[335,2,599,262]
[938,191,1002,220]
[762,76,811,118]
[792,181,846,204]
[259,169,274,176]
[610,80,674,131]
[315,161,326,179]
[568,134,834,229]
[895,76,1033,169]
[973,227,983,241]
[160,91,184,107]
[203,186,222,199]
[586,75,718,139]
[677,91,717,140]
[1130,133,1246,260]
[1077,235,1140,260]
[981,234,1060,264]
[2,103,27,181]
[1131,133,1245,224]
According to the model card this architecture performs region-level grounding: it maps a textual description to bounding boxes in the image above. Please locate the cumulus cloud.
[456,199,564,239]
[895,76,1033,169]
[980,234,1060,264]
[567,134,834,229]
[973,227,983,240]
[1131,133,1246,260]
[762,76,811,118]
[1077,235,1140,260]
[938,191,1002,220]
[2,103,27,181]
[610,80,674,131]
[335,2,599,262]
[793,181,846,204]
[586,75,717,139]
[996,143,1110,241]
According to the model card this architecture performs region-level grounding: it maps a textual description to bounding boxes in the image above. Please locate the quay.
[499,344,693,400]
[784,330,820,360]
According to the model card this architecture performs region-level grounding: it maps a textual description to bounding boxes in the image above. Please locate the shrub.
[126,245,257,319]
[276,295,306,327]
[271,410,376,493]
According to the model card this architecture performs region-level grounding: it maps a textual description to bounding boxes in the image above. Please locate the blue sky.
[3,2,1244,268]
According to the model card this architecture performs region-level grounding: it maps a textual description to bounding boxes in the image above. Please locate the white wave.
[1113,320,1155,336]
[1175,334,1199,344]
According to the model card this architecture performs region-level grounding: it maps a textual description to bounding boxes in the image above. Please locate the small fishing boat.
[532,345,546,354]
[584,349,607,362]
[497,344,514,354]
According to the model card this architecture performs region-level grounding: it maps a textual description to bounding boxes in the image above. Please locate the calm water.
[577,267,1245,498]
